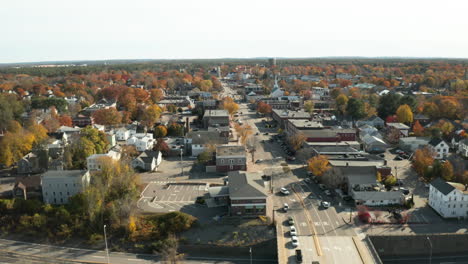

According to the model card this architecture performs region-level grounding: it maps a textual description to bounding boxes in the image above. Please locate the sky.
[1,0,468,63]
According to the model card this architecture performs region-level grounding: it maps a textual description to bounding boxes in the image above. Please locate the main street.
[234,101,377,264]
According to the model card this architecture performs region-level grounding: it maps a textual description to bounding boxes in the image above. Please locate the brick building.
[228,171,268,216]
[216,145,246,172]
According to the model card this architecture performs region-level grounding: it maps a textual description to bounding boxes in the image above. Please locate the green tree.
[384,175,397,187]
[378,93,402,119]
[197,151,212,164]
[0,94,24,131]
[399,95,417,110]
[168,123,184,137]
[346,98,366,120]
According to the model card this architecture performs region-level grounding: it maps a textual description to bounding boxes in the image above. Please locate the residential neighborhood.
[0,57,467,264]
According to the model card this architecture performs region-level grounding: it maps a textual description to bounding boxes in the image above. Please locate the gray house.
[356,116,385,129]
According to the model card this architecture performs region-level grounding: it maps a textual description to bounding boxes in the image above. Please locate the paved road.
[0,238,276,264]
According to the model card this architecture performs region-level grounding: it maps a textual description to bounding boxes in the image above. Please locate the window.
[229,159,234,164]
[221,159,224,164]
[65,184,67,187]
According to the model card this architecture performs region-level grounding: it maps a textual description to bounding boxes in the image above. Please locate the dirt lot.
[182,218,275,247]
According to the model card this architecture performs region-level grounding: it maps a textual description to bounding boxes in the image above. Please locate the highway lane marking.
[128,258,142,261]
[92,256,105,258]
[322,221,329,226]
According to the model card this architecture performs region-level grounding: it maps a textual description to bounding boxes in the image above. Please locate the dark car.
[394,156,403,161]
[264,132,269,135]
[295,249,303,263]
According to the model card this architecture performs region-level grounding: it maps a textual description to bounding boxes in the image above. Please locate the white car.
[290,226,297,236]
[321,201,330,208]
[324,190,332,196]
[291,236,299,247]
[280,187,290,195]
[318,184,326,190]
[283,203,289,212]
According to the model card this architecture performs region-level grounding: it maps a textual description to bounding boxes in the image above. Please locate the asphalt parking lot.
[138,182,208,213]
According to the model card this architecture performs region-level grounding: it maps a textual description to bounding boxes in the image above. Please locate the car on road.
[290,226,297,236]
[288,216,295,225]
[312,176,319,183]
[318,184,326,190]
[400,188,410,195]
[291,236,299,247]
[280,187,290,195]
[394,156,403,161]
[295,249,303,263]
[304,178,311,183]
[255,159,263,164]
[308,193,314,199]
[283,203,289,212]
[321,201,330,208]
[255,132,259,135]
[324,190,332,196]
[286,156,296,161]
[264,132,269,135]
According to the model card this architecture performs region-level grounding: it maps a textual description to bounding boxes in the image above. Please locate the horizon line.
[1,56,468,66]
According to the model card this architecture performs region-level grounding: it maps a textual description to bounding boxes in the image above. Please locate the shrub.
[88,233,104,245]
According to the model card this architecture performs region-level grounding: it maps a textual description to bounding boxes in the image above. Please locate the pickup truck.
[295,249,303,263]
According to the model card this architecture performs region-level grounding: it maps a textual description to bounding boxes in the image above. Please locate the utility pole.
[395,166,398,180]
[249,247,252,264]
[103,225,110,264]
[427,236,432,264]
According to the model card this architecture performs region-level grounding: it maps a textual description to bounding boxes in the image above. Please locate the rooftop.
[216,145,246,157]
[228,171,267,199]
[387,123,410,130]
[204,109,229,117]
[42,170,88,178]
[289,119,323,129]
[272,109,311,119]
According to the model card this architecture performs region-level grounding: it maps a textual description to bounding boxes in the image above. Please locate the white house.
[116,128,130,141]
[41,170,90,205]
[457,138,468,158]
[127,134,155,152]
[86,149,121,171]
[131,151,162,172]
[428,138,449,159]
[429,178,468,219]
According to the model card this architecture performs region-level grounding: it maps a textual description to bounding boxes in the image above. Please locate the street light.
[103,225,110,264]
[426,236,432,264]
[249,247,252,264]
[180,148,183,178]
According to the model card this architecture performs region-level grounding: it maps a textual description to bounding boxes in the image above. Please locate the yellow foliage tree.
[412,147,435,179]
[307,155,331,177]
[396,104,413,124]
[235,123,253,146]
[222,97,239,116]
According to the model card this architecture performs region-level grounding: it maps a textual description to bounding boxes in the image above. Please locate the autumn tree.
[335,94,348,115]
[154,138,170,156]
[304,100,314,113]
[222,97,239,116]
[396,104,413,124]
[307,155,331,177]
[412,121,424,136]
[154,125,168,138]
[288,133,306,151]
[58,115,73,127]
[257,101,272,115]
[92,108,122,126]
[412,147,435,179]
[441,161,454,181]
[140,104,162,128]
[0,94,24,131]
[150,89,164,103]
[235,123,253,146]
